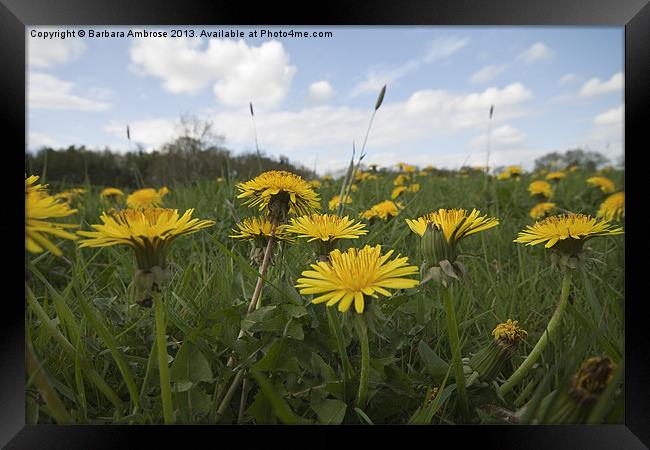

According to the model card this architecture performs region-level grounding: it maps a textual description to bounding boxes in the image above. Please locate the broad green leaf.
[311,399,347,424]
[418,341,449,382]
[170,341,213,383]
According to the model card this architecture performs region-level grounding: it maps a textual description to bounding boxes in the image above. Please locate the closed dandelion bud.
[569,356,614,407]
[469,319,528,383]
[534,356,615,423]
[421,223,455,267]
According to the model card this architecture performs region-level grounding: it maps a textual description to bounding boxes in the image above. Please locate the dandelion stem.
[499,269,573,397]
[248,224,277,313]
[217,225,278,422]
[442,286,471,423]
[327,307,353,402]
[227,224,277,368]
[354,314,370,409]
[153,290,174,424]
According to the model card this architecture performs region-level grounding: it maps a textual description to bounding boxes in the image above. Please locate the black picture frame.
[5,0,649,447]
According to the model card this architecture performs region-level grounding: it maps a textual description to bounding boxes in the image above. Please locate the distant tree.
[534,148,609,172]
[25,114,315,188]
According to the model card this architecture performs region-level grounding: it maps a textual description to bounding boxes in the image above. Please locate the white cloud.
[559,73,580,86]
[129,37,296,109]
[351,36,469,96]
[308,81,334,103]
[215,83,532,171]
[579,72,623,98]
[28,35,86,68]
[518,42,554,63]
[469,64,508,84]
[567,105,624,162]
[468,124,527,149]
[103,82,533,172]
[594,105,623,126]
[28,72,111,111]
[104,118,178,149]
[28,131,60,150]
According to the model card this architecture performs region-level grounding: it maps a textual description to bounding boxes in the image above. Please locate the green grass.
[25,168,624,424]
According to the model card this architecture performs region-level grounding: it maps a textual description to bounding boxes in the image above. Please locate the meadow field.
[25,164,625,425]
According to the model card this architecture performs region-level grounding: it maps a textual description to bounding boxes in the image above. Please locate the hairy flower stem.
[215,225,278,422]
[153,290,174,424]
[499,270,573,397]
[354,314,370,409]
[327,307,353,402]
[227,224,277,369]
[26,338,74,424]
[442,286,471,423]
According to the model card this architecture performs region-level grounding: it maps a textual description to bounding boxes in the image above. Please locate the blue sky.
[27,26,623,174]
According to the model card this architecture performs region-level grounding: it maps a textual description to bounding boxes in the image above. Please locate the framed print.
[4,0,649,447]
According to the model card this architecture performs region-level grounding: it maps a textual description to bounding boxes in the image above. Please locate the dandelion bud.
[422,223,455,266]
[530,356,616,423]
[468,319,528,383]
[569,356,614,407]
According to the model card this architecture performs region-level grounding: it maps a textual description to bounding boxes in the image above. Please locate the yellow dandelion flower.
[528,180,554,199]
[127,188,165,209]
[26,188,78,256]
[350,184,359,192]
[505,165,523,177]
[497,171,511,181]
[393,174,410,186]
[309,179,322,189]
[78,208,214,270]
[54,188,86,205]
[405,208,499,245]
[328,194,352,211]
[236,170,320,218]
[492,319,528,342]
[26,175,48,194]
[230,216,293,243]
[530,202,557,220]
[586,176,615,194]
[100,187,125,199]
[158,186,170,197]
[514,213,623,254]
[409,183,420,193]
[286,213,367,242]
[597,192,624,222]
[361,200,403,220]
[295,245,419,314]
[546,171,566,181]
[391,186,407,199]
[568,165,579,172]
[355,171,377,182]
